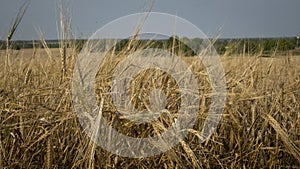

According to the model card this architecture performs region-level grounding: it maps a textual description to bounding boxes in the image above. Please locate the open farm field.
[0,48,300,168]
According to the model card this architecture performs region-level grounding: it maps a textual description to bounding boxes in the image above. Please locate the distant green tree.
[167,35,179,48]
[217,45,226,55]
[11,43,20,50]
[75,40,86,53]
[180,37,190,44]
[263,39,277,51]
[277,39,295,51]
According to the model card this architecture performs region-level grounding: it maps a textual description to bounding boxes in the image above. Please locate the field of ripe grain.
[0,48,299,168]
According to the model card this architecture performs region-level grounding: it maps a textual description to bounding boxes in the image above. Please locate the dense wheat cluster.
[0,44,299,168]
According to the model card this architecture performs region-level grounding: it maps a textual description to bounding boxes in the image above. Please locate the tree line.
[1,37,299,56]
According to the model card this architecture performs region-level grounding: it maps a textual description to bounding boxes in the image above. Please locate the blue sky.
[1,0,300,40]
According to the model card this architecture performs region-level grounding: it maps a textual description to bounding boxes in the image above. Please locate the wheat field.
[0,46,300,168]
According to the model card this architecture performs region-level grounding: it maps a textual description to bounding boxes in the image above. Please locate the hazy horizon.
[1,0,300,40]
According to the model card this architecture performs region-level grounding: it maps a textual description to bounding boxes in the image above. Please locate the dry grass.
[0,46,300,168]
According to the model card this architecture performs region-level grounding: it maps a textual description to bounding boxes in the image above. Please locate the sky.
[1,0,300,40]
